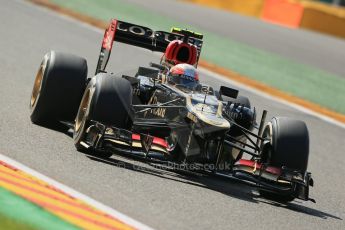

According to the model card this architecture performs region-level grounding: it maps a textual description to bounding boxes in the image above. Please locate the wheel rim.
[261,123,273,163]
[262,123,273,143]
[30,55,48,110]
[75,88,92,134]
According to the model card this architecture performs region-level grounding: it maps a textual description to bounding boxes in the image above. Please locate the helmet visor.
[168,74,199,90]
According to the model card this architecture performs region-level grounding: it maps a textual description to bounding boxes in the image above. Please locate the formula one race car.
[29,19,314,203]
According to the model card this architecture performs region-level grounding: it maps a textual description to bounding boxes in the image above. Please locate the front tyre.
[259,117,309,202]
[30,51,88,124]
[74,74,133,158]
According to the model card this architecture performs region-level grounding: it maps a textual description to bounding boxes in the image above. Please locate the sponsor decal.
[117,21,153,37]
[187,112,197,123]
[102,19,117,50]
[146,95,166,118]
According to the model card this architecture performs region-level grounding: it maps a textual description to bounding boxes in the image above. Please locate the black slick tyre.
[30,51,88,124]
[259,117,309,202]
[73,73,133,158]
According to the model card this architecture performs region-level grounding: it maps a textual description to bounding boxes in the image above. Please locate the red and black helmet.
[168,64,199,90]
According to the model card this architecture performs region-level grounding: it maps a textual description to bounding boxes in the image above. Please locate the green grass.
[0,187,80,230]
[0,214,37,230]
[50,0,345,114]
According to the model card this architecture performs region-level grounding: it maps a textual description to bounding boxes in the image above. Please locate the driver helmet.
[167,63,199,90]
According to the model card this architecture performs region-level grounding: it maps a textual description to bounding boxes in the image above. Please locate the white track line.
[0,154,153,230]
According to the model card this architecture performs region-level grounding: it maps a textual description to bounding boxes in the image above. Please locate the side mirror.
[136,66,159,78]
[219,86,238,99]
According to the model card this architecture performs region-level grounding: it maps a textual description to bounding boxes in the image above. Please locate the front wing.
[79,120,314,202]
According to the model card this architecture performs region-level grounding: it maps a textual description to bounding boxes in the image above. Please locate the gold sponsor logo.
[187,112,197,123]
[145,95,166,118]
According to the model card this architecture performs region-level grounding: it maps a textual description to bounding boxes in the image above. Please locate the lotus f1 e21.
[29,19,314,203]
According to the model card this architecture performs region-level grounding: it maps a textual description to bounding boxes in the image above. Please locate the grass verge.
[0,187,80,230]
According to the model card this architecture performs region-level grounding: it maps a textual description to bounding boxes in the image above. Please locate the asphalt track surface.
[0,0,344,229]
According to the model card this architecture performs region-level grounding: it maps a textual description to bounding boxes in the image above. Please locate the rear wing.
[96,19,203,74]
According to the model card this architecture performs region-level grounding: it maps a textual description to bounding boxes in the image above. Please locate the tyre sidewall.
[270,117,309,172]
[89,74,133,128]
[30,51,88,123]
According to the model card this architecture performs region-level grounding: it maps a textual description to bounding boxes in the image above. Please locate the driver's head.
[167,64,199,90]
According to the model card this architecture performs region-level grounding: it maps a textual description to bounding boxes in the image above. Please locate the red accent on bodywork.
[236,159,282,175]
[102,19,117,51]
[132,134,140,141]
[265,166,282,175]
[165,40,179,62]
[132,134,168,149]
[189,45,197,66]
[165,40,197,65]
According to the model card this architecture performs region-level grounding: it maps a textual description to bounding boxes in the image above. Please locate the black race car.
[29,19,314,203]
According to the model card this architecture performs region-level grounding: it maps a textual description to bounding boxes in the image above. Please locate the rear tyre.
[74,73,133,158]
[259,117,309,202]
[30,51,88,124]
